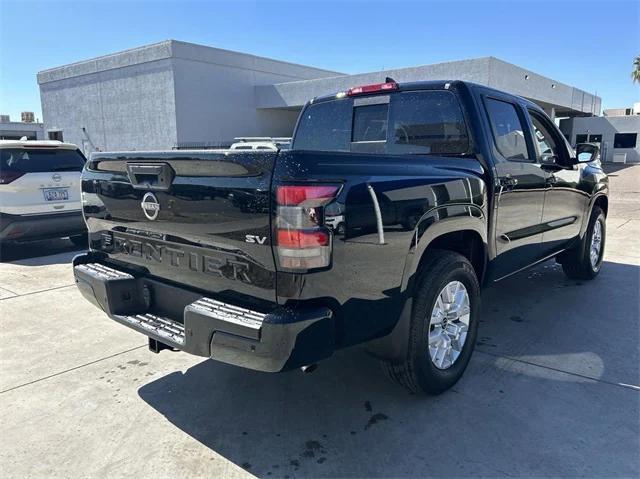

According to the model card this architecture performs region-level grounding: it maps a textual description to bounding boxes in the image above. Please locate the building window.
[588,134,602,143]
[48,130,63,141]
[613,133,638,149]
[575,134,588,144]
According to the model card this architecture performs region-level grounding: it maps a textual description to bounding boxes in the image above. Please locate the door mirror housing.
[575,143,600,164]
[540,152,559,166]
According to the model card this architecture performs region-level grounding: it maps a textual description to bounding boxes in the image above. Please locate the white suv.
[0,140,87,245]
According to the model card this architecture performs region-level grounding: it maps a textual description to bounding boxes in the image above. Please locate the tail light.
[0,170,25,185]
[347,81,398,96]
[275,184,340,270]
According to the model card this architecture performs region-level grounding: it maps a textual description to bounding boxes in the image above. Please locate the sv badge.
[245,234,267,245]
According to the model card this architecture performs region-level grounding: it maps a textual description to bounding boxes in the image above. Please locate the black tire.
[69,234,88,248]
[560,206,605,280]
[382,250,480,395]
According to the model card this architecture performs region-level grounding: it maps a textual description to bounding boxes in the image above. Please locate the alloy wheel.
[590,219,603,269]
[428,281,471,369]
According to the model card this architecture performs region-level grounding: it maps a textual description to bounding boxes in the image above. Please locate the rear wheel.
[382,250,480,394]
[560,206,605,280]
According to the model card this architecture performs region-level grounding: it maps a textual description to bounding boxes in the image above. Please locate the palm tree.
[633,55,640,83]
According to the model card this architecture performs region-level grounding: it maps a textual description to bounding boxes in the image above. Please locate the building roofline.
[37,40,173,76]
[169,39,343,76]
[37,39,344,85]
[256,56,600,115]
[0,121,44,127]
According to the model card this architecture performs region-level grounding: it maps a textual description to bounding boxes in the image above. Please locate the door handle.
[126,163,175,191]
[499,176,518,188]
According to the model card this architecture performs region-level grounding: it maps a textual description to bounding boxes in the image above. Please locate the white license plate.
[43,188,69,201]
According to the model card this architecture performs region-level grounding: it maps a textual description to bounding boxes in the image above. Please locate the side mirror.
[575,143,600,164]
[540,152,559,166]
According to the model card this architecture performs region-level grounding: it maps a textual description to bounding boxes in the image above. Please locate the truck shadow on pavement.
[0,239,83,264]
[137,259,639,477]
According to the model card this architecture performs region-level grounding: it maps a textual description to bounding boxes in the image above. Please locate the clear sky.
[1,0,638,121]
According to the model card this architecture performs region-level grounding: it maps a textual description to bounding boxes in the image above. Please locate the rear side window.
[388,91,469,154]
[0,148,86,173]
[485,98,529,161]
[293,99,352,151]
[294,90,469,155]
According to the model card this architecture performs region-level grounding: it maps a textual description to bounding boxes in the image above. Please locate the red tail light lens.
[347,81,398,96]
[0,170,25,185]
[277,229,330,249]
[276,185,339,207]
[275,184,340,270]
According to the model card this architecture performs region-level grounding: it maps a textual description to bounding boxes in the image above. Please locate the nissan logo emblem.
[141,192,160,220]
[52,173,62,182]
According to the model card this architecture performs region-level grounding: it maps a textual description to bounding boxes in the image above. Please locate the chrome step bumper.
[72,253,334,372]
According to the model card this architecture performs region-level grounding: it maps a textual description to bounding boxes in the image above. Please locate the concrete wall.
[0,122,44,140]
[170,41,338,146]
[39,42,178,154]
[487,58,600,116]
[256,57,601,118]
[38,40,341,152]
[560,116,640,163]
[255,58,490,109]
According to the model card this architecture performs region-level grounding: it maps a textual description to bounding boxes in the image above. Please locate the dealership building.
[38,39,634,159]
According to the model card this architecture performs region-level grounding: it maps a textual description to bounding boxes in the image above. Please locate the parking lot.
[1,164,638,478]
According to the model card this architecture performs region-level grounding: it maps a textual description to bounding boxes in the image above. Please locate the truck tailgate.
[81,150,278,305]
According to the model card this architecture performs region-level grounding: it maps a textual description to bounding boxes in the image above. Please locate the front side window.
[530,114,559,164]
[485,98,529,161]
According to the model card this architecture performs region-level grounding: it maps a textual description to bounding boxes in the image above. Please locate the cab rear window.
[293,99,352,152]
[293,90,469,155]
[0,148,86,173]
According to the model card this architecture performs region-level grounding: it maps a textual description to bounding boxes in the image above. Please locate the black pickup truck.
[73,80,608,394]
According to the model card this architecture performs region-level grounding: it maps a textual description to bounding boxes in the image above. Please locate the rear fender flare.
[402,205,487,293]
[367,206,487,361]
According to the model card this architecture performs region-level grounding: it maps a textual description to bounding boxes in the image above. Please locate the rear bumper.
[72,252,334,372]
[0,211,86,242]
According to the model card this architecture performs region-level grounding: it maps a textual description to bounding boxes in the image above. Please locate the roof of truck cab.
[309,79,537,111]
[310,80,456,104]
